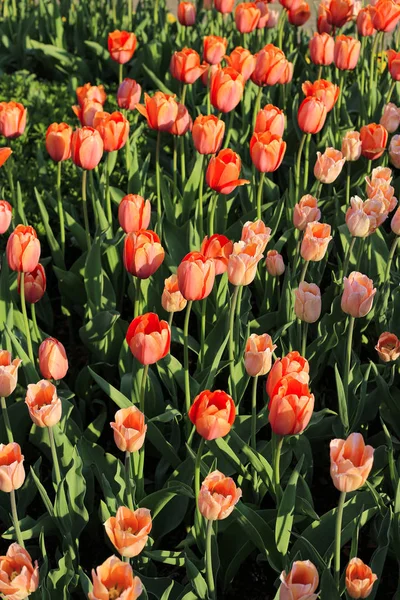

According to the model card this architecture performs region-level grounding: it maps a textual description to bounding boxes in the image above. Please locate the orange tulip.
[381,103,400,133]
[210,67,244,113]
[254,104,285,136]
[330,432,374,492]
[235,2,261,32]
[278,61,294,84]
[301,221,332,261]
[201,63,221,86]
[6,224,41,273]
[250,131,286,172]
[203,35,228,65]
[200,234,233,275]
[46,122,72,162]
[225,47,256,81]
[341,271,376,318]
[177,1,196,25]
[295,281,321,323]
[161,274,187,313]
[0,147,12,168]
[206,148,249,194]
[170,48,208,84]
[265,249,285,276]
[251,44,288,87]
[18,263,46,304]
[371,0,400,31]
[0,200,12,235]
[341,131,362,161]
[0,544,39,600]
[266,350,309,399]
[279,560,319,600]
[345,558,377,599]
[25,380,62,428]
[72,99,103,127]
[317,6,332,34]
[136,92,178,131]
[227,241,264,286]
[244,333,277,377]
[126,313,170,365]
[297,97,327,134]
[309,32,335,65]
[94,111,129,152]
[110,406,147,452]
[256,0,269,28]
[302,79,339,112]
[71,126,104,170]
[177,251,216,300]
[269,374,314,435]
[360,123,388,160]
[314,147,346,183]
[192,115,225,154]
[169,103,192,136]
[288,1,311,25]
[387,49,400,81]
[39,337,68,381]
[334,35,361,70]
[375,332,400,362]
[293,195,321,231]
[198,470,242,520]
[325,0,353,27]
[89,556,142,600]
[0,351,21,398]
[123,229,164,279]
[241,219,271,252]
[0,443,25,492]
[357,6,376,36]
[108,30,137,63]
[76,83,107,106]
[0,102,27,138]
[189,390,235,439]
[215,0,235,12]
[117,78,142,110]
[118,194,151,233]
[105,507,152,558]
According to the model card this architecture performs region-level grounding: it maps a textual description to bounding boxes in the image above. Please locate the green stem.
[250,376,258,451]
[205,519,216,600]
[209,193,218,237]
[345,161,351,207]
[184,301,193,422]
[134,276,141,317]
[20,272,34,364]
[10,489,24,548]
[252,86,263,131]
[128,0,132,25]
[173,137,178,199]
[139,364,149,415]
[387,80,396,104]
[6,156,17,210]
[278,9,286,51]
[156,130,162,230]
[48,426,61,485]
[153,0,159,26]
[1,396,13,443]
[223,110,234,148]
[334,491,347,588]
[200,299,206,367]
[317,65,323,80]
[137,364,149,501]
[56,161,65,256]
[369,34,380,117]
[301,322,308,358]
[180,136,186,188]
[81,170,91,250]
[384,236,399,282]
[119,63,123,86]
[125,122,131,176]
[303,134,311,191]
[344,316,355,404]
[198,154,205,242]
[228,286,240,399]
[125,451,135,510]
[31,304,40,342]
[207,68,211,114]
[299,260,309,284]
[342,237,356,282]
[181,84,187,105]
[168,311,173,329]
[295,133,307,200]
[194,437,206,535]
[89,170,99,230]
[105,152,113,225]
[256,171,265,221]
[273,434,283,505]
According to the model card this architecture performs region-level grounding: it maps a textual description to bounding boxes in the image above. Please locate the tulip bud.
[206,149,249,194]
[104,507,152,558]
[256,0,269,28]
[288,1,311,26]
[46,122,72,162]
[126,313,170,365]
[110,406,147,452]
[0,200,12,234]
[215,0,234,12]
[380,102,400,133]
[250,132,286,173]
[293,195,321,231]
[357,6,376,35]
[192,115,225,155]
[38,337,68,380]
[18,263,46,304]
[210,67,244,113]
[330,432,374,492]
[72,99,103,127]
[94,111,129,152]
[76,83,106,107]
[235,2,261,32]
[189,390,235,440]
[345,196,371,238]
[25,380,62,428]
[294,281,321,323]
[309,32,334,65]
[251,44,288,87]
[341,130,362,161]
[241,220,271,252]
[266,8,279,27]
[279,560,319,600]
[302,79,339,112]
[136,92,178,131]
[345,558,377,599]
[371,0,400,32]
[169,103,192,136]
[123,230,165,279]
[225,47,256,81]
[71,126,104,170]
[254,104,285,136]
[387,49,400,81]
[269,373,314,435]
[118,194,151,233]
[244,333,276,376]
[203,35,228,65]
[0,443,25,492]
[6,225,41,273]
[117,78,142,110]
[334,35,361,70]
[297,97,327,134]
[0,351,21,398]
[341,271,376,318]
[178,1,196,25]
[314,147,346,184]
[227,241,264,286]
[161,274,187,313]
[198,470,242,520]
[170,48,208,85]
[266,350,310,399]
[177,251,216,300]
[108,30,137,64]
[0,102,27,138]
[300,221,332,261]
[265,249,285,276]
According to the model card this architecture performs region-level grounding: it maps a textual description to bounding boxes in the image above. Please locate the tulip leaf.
[34,187,65,269]
[335,363,349,433]
[275,455,304,555]
[185,557,208,600]
[320,568,341,600]
[369,509,392,600]
[88,366,131,409]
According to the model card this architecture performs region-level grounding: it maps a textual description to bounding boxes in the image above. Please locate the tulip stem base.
[1,396,13,444]
[344,316,355,409]
[119,63,123,86]
[81,170,91,250]
[228,286,240,400]
[125,451,135,510]
[184,301,193,435]
[334,491,346,588]
[209,193,219,237]
[256,171,265,221]
[48,426,62,486]
[301,322,308,358]
[299,260,309,284]
[250,376,258,452]
[137,364,149,501]
[194,437,206,540]
[205,519,216,600]
[10,489,24,548]
[57,161,65,256]
[134,276,141,318]
[20,272,35,364]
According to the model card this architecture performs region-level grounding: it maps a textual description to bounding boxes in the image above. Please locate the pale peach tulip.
[341,271,376,318]
[0,443,25,493]
[294,282,321,323]
[244,333,277,376]
[265,250,285,276]
[110,406,147,453]
[341,131,362,161]
[198,470,242,520]
[0,544,39,600]
[104,507,152,558]
[279,560,319,600]
[330,432,374,492]
[380,102,400,133]
[0,351,21,398]
[300,221,332,262]
[25,380,62,428]
[161,274,187,313]
[375,332,400,362]
[227,241,264,286]
[314,147,346,184]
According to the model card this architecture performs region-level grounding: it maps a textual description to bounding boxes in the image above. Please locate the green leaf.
[275,455,304,555]
[320,568,341,600]
[185,557,208,600]
[235,502,283,571]
[335,363,349,433]
[88,366,131,409]
[34,188,65,269]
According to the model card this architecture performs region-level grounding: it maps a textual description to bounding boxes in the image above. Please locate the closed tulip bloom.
[250,132,286,173]
[94,111,129,152]
[279,560,319,600]
[206,148,249,194]
[330,432,374,492]
[265,249,285,276]
[334,35,361,70]
[371,0,400,31]
[25,380,62,428]
[288,2,311,25]
[391,205,400,234]
[314,147,346,183]
[89,556,142,600]
[387,49,400,81]
[295,282,321,323]
[241,219,271,252]
[345,196,372,238]
[110,406,147,452]
[380,103,400,133]
[126,313,170,365]
[117,78,142,110]
[0,147,12,168]
[123,230,165,279]
[198,470,242,520]
[245,333,277,376]
[254,104,285,136]
[0,544,39,600]
[266,8,280,27]
[389,134,400,168]
[341,271,376,318]
[108,30,137,63]
[105,507,152,558]
[375,331,400,362]
[325,0,354,27]
[317,7,332,34]
[118,194,151,233]
[215,0,235,12]
[210,67,244,113]
[177,251,216,300]
[302,80,339,112]
[235,2,261,32]
[178,1,196,25]
[251,44,288,87]
[309,32,335,65]
[6,224,41,273]
[0,102,27,138]
[39,337,68,380]
[76,83,107,106]
[71,126,104,170]
[360,123,388,160]
[341,131,362,161]
[189,390,235,439]
[297,97,327,134]
[192,115,225,154]
[357,6,376,35]
[256,0,270,28]
[18,263,46,304]
[72,99,103,127]
[269,374,314,436]
[161,274,187,313]
[228,241,264,286]
[278,61,294,85]
[267,350,309,398]
[136,92,178,131]
[203,36,228,65]
[0,351,21,398]
[169,103,192,136]
[0,443,25,492]
[0,200,12,234]
[170,48,208,84]
[301,221,332,261]
[226,47,256,81]
[293,195,321,231]
[201,234,233,275]
[46,122,72,162]
[345,558,377,599]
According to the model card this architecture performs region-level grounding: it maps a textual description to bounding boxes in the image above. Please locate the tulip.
[0,102,27,138]
[215,0,235,12]
[93,111,129,152]
[136,92,178,131]
[169,103,192,136]
[198,470,242,520]
[250,132,286,173]
[325,0,353,27]
[76,83,107,106]
[265,249,285,276]
[225,47,256,81]
[391,205,400,234]
[314,147,346,184]
[71,127,104,170]
[279,560,319,600]
[25,380,62,428]
[72,99,103,127]
[345,196,373,238]
[334,35,361,70]
[192,115,225,154]
[46,122,72,162]
[0,351,21,398]
[235,2,261,32]
[118,194,151,233]
[251,44,288,87]
[126,313,170,365]
[288,1,311,25]
[375,331,400,362]
[345,558,377,599]
[38,337,68,381]
[6,225,41,273]
[0,544,39,600]
[244,333,276,377]
[89,556,142,600]
[254,104,285,136]
[389,134,400,168]
[309,32,335,65]
[341,131,362,161]
[203,36,228,65]
[170,48,208,85]
[302,80,339,112]
[161,274,187,312]
[341,271,376,318]
[105,507,152,558]
[256,0,270,28]
[206,148,249,194]
[360,123,388,160]
[357,6,376,35]
[295,282,321,323]
[269,373,314,435]
[387,49,400,81]
[227,241,264,286]
[241,219,271,252]
[210,67,244,113]
[177,251,216,300]
[278,61,294,84]
[317,7,332,34]
[0,147,12,168]
[110,406,147,452]
[123,230,165,279]
[330,432,374,492]
[266,350,310,399]
[0,443,25,492]
[301,221,332,262]
[266,8,279,27]
[177,1,196,25]
[371,0,400,32]
[293,195,321,231]
[189,390,235,440]
[117,78,142,110]
[297,97,327,134]
[0,200,12,234]
[18,263,46,304]
[108,30,137,63]
[200,234,233,275]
